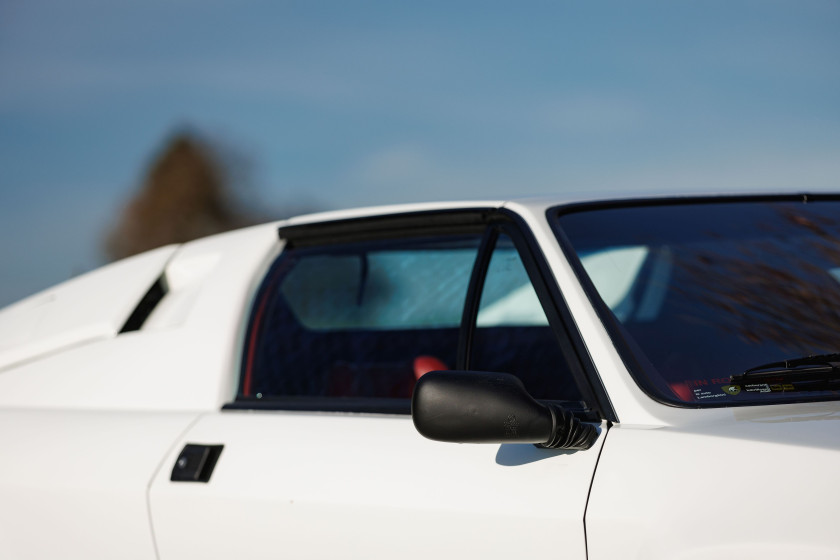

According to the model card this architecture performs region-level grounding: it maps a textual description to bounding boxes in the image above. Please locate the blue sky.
[1,0,838,307]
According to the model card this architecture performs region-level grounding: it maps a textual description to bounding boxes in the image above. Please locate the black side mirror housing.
[411,371,597,450]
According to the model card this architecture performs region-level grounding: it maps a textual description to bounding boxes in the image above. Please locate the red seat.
[413,355,449,379]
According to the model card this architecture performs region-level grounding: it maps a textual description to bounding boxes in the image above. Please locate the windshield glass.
[554,198,840,406]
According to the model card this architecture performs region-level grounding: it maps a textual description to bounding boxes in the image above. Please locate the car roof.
[277,188,830,229]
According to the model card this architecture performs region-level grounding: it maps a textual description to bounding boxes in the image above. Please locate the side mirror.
[411,371,597,450]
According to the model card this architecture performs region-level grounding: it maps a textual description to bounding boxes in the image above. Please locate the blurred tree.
[104,131,267,261]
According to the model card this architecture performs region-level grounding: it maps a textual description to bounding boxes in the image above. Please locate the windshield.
[554,197,840,406]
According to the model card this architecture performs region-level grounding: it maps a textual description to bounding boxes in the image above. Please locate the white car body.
[0,194,837,559]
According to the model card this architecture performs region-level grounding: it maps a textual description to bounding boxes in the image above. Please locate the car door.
[148,211,608,560]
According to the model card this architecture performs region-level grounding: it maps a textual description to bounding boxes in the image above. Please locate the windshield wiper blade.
[731,353,840,387]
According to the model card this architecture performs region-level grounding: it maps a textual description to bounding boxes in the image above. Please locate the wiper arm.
[731,353,840,389]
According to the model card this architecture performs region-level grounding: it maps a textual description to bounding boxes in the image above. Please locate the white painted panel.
[587,402,840,559]
[0,223,281,412]
[0,245,177,372]
[151,412,606,560]
[0,409,197,559]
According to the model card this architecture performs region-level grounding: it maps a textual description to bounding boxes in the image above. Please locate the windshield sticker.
[690,382,798,399]
[770,384,796,392]
[686,378,732,387]
[684,379,799,399]
[692,387,728,400]
[744,383,771,393]
[741,383,795,394]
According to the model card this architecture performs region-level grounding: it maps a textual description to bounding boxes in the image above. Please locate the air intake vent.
[120,276,167,333]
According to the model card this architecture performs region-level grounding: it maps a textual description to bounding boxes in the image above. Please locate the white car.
[0,193,838,559]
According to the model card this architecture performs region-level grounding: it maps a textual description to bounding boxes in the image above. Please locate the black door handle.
[170,444,224,482]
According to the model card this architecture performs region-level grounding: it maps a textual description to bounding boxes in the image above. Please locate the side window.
[240,235,482,402]
[471,234,584,403]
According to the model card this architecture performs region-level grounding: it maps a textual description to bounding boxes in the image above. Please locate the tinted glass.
[241,236,481,401]
[471,235,583,402]
[556,199,840,406]
[282,248,475,329]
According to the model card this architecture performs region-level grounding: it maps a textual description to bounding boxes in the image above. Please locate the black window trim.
[492,210,615,422]
[225,397,412,414]
[278,208,494,248]
[226,206,613,421]
[457,226,499,370]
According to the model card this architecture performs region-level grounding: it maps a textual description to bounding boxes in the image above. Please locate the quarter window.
[238,223,586,410]
[241,236,481,401]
